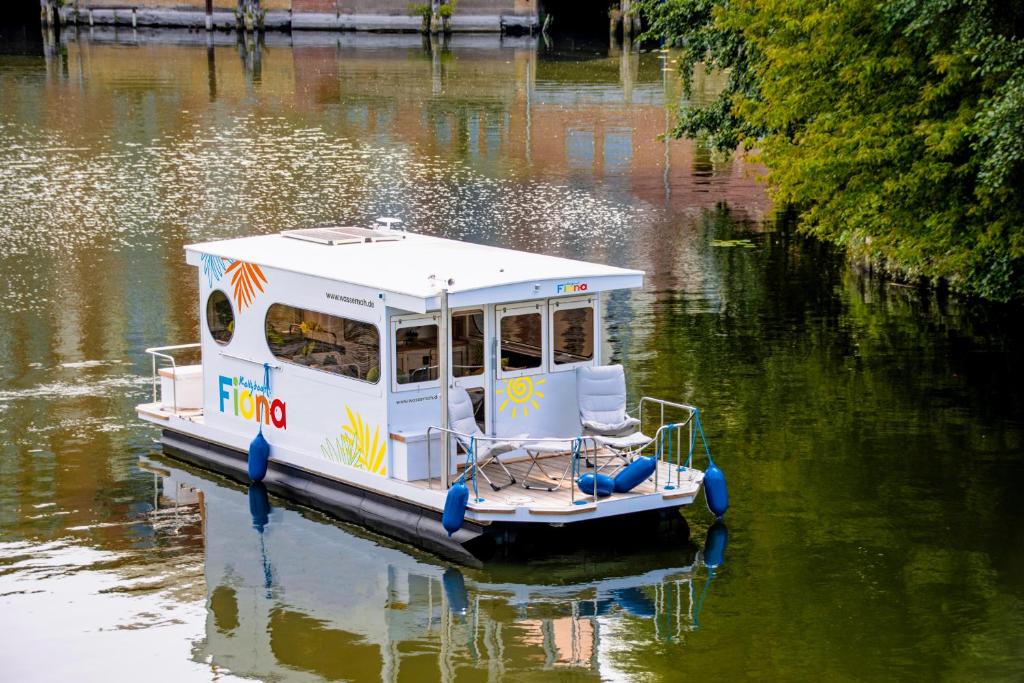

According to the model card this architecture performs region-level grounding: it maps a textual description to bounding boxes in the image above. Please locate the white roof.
[185,229,643,313]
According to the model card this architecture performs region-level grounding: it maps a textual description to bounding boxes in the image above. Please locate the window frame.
[263,302,381,386]
[548,295,597,373]
[205,288,235,347]
[390,313,441,393]
[496,301,547,380]
[449,307,487,382]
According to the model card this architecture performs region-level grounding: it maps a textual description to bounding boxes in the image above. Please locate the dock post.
[131,8,137,28]
[439,288,451,489]
[430,0,440,34]
[205,0,212,30]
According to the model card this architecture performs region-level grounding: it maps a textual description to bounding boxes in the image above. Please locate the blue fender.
[577,472,614,497]
[442,568,468,615]
[248,431,270,482]
[577,599,615,617]
[703,520,728,570]
[704,463,728,517]
[612,587,657,618]
[613,456,657,493]
[442,481,469,536]
[248,482,271,532]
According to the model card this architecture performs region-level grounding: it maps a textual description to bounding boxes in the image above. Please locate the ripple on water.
[0,539,248,681]
[0,115,643,315]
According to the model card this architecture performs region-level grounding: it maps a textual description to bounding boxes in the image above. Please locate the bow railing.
[144,342,200,414]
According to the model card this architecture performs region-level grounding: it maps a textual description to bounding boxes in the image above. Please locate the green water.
[1,29,1023,681]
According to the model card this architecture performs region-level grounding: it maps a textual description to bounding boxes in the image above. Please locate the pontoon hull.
[159,430,690,566]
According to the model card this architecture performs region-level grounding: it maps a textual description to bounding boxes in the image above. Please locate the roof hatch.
[280,225,406,245]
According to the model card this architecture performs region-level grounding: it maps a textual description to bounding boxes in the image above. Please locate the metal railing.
[424,427,603,506]
[637,396,701,491]
[424,395,706,506]
[145,343,200,415]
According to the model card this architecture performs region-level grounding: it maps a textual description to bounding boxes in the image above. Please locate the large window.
[206,290,234,345]
[500,310,543,373]
[552,306,594,365]
[452,309,485,378]
[395,322,439,385]
[265,304,380,383]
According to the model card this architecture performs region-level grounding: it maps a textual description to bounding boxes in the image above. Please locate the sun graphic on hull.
[496,376,546,418]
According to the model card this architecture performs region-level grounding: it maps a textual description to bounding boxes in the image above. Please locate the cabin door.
[448,308,489,432]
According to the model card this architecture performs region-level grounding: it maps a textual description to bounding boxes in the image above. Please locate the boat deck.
[138,402,204,421]
[138,401,704,519]
[408,450,702,514]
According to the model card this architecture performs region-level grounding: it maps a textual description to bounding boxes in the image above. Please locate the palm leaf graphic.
[201,254,231,289]
[340,407,387,476]
[226,260,267,310]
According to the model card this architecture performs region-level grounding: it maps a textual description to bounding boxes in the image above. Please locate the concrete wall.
[292,0,528,15]
[60,0,538,31]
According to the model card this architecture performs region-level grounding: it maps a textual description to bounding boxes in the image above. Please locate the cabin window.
[452,309,485,378]
[265,304,380,384]
[206,290,234,345]
[465,386,486,431]
[395,322,439,385]
[552,304,594,366]
[498,303,545,376]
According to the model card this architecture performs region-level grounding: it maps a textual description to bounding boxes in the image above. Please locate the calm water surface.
[1,29,1023,682]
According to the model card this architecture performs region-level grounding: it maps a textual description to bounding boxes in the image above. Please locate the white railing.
[144,343,200,414]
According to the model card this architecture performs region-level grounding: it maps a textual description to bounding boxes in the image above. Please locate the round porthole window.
[206,290,235,345]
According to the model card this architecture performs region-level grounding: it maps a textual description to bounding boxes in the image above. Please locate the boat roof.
[185,228,644,313]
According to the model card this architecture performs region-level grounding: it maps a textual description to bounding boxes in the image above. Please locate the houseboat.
[137,220,726,565]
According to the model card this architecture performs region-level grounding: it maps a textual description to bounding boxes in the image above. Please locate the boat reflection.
[142,455,724,680]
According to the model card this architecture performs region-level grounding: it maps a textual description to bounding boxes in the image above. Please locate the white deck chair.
[576,365,652,470]
[448,387,518,491]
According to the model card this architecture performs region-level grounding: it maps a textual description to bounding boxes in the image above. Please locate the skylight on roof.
[281,226,405,245]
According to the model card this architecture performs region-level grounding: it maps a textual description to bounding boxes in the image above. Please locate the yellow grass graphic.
[341,406,387,476]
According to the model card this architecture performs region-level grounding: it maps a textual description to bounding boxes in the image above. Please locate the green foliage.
[439,0,457,19]
[408,3,432,20]
[639,0,1024,301]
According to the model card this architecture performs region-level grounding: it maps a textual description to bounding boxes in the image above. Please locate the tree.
[639,0,1024,301]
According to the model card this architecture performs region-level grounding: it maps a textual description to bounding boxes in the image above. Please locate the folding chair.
[448,387,518,491]
[576,365,652,471]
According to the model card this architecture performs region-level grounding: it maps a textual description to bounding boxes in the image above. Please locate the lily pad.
[710,239,757,248]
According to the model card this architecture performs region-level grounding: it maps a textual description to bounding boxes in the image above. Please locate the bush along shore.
[639,0,1024,302]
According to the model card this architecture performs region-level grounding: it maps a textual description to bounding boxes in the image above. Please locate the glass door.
[448,308,488,431]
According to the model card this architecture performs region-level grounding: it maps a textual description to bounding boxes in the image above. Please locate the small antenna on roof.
[375,217,403,232]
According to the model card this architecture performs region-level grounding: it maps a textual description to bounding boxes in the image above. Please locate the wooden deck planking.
[407,449,700,509]
[137,402,204,421]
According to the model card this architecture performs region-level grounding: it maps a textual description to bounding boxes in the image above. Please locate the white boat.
[137,220,718,564]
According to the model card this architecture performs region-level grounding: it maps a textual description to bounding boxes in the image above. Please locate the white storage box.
[159,364,203,411]
[390,430,459,482]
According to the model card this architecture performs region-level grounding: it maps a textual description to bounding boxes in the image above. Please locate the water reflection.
[3,27,1023,682]
[141,456,712,680]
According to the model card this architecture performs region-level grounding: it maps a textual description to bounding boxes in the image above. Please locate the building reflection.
[39,30,766,222]
[141,456,712,681]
